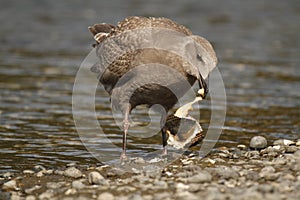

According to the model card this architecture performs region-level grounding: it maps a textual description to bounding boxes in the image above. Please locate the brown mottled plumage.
[89,16,217,159]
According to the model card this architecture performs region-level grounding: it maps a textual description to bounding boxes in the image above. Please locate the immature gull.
[88,16,217,159]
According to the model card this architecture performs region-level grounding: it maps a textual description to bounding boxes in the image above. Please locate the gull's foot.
[120,152,129,162]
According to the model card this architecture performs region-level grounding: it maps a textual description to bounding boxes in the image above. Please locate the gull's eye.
[197,54,204,63]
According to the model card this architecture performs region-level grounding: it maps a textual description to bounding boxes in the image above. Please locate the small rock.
[296,140,300,146]
[23,170,35,174]
[285,146,298,153]
[25,195,36,200]
[88,171,105,185]
[244,150,260,159]
[273,139,295,146]
[249,136,267,149]
[256,184,274,193]
[294,150,300,156]
[46,182,65,189]
[208,167,239,180]
[153,192,170,200]
[63,167,82,178]
[66,162,77,167]
[187,171,212,183]
[259,166,279,181]
[237,144,247,150]
[133,157,145,164]
[98,192,114,200]
[36,171,44,177]
[54,170,64,175]
[176,191,198,200]
[24,185,41,194]
[64,188,76,195]
[33,165,46,172]
[176,183,189,191]
[153,180,168,189]
[39,190,54,199]
[10,192,21,200]
[2,180,17,190]
[2,172,13,178]
[72,180,86,189]
[129,194,143,200]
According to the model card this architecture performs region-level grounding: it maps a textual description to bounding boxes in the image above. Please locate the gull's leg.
[160,112,168,155]
[120,105,131,160]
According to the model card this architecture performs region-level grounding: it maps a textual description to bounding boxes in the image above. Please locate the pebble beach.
[1,137,300,200]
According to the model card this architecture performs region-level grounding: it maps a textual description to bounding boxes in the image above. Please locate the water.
[0,0,299,173]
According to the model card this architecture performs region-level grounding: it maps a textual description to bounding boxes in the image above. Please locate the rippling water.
[0,0,299,172]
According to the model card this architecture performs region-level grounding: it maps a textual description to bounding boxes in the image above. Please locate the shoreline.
[1,137,300,200]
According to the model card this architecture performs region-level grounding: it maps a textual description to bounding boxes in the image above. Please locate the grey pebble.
[98,192,115,200]
[259,166,280,181]
[23,170,35,174]
[2,180,17,190]
[187,171,212,183]
[88,171,105,185]
[250,136,267,149]
[33,165,46,172]
[72,180,86,189]
[256,184,274,193]
[38,190,54,200]
[285,146,298,153]
[208,167,239,180]
[24,185,41,194]
[46,181,66,189]
[273,139,295,146]
[63,167,83,178]
[153,192,171,200]
[129,194,143,200]
[294,150,300,156]
[25,195,36,200]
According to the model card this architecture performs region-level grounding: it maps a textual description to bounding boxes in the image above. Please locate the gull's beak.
[198,74,208,99]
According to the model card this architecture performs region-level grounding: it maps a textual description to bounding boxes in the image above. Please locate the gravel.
[1,136,300,200]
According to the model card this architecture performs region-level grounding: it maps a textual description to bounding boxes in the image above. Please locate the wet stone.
[46,181,66,189]
[72,180,86,189]
[249,136,267,150]
[273,139,295,146]
[63,167,83,178]
[88,171,105,185]
[23,170,35,174]
[294,150,300,157]
[25,195,36,200]
[2,180,17,190]
[187,171,212,183]
[98,192,115,200]
[285,146,298,153]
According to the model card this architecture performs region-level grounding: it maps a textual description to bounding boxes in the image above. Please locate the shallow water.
[0,0,299,173]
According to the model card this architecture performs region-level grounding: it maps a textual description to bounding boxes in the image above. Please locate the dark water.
[0,0,299,173]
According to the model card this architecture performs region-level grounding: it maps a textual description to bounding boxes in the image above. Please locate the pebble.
[23,170,35,174]
[187,171,212,183]
[33,165,46,172]
[38,190,54,199]
[273,139,295,146]
[72,180,86,189]
[237,144,247,150]
[25,195,36,200]
[296,140,300,146]
[46,181,65,189]
[63,167,83,178]
[294,150,300,157]
[3,137,300,200]
[2,180,17,190]
[88,171,105,185]
[285,146,298,153]
[249,136,267,149]
[24,185,41,194]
